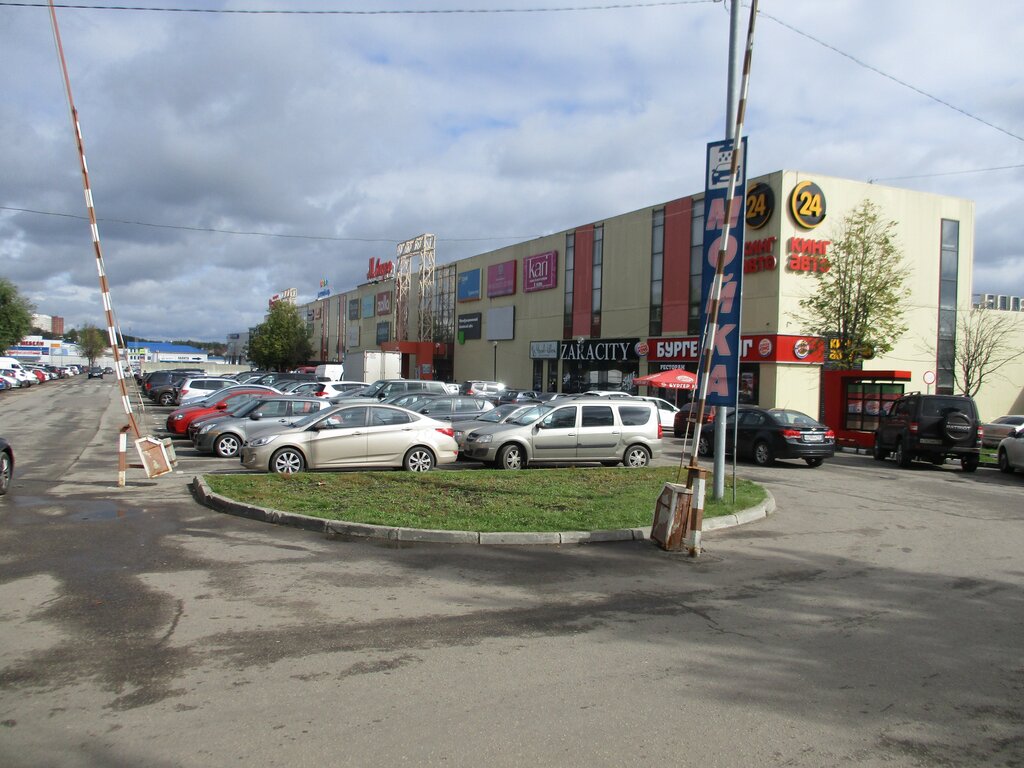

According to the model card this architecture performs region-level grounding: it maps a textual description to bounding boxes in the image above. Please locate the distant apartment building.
[29,314,66,335]
[973,293,1024,312]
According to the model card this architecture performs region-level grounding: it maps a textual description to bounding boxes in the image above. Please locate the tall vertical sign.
[699,137,747,405]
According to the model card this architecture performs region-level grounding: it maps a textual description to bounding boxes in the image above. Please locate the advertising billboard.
[487,259,517,297]
[457,313,482,341]
[457,269,481,302]
[523,250,558,292]
[487,306,515,340]
[699,137,747,405]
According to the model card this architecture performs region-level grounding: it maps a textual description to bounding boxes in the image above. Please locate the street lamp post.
[492,341,498,380]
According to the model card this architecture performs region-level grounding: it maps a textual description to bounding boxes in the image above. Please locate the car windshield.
[506,405,552,425]
[478,404,521,423]
[290,408,335,429]
[231,399,267,417]
[359,380,388,398]
[768,409,820,427]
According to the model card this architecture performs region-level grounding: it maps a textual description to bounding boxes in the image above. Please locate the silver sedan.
[997,425,1024,474]
[239,403,458,474]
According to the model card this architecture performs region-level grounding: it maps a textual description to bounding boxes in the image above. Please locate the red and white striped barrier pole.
[682,0,759,556]
[48,1,141,444]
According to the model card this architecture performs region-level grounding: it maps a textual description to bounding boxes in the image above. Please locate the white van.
[462,397,662,469]
[314,364,345,382]
[0,357,35,387]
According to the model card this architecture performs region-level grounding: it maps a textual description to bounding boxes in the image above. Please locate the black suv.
[873,393,982,472]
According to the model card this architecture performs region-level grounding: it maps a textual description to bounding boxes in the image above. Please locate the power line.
[0,1,715,14]
[9,1,1019,147]
[0,205,537,244]
[869,164,1024,184]
[759,10,1024,145]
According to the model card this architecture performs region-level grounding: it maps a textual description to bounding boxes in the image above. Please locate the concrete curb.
[191,476,775,546]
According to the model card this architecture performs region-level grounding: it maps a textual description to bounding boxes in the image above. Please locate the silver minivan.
[461,398,662,469]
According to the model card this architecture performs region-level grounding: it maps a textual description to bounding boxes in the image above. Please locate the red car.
[165,387,278,435]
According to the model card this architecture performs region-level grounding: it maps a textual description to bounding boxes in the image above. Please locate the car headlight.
[199,423,215,435]
[474,433,493,444]
[247,435,279,448]
[173,413,185,420]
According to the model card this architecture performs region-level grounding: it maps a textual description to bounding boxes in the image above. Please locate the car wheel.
[804,457,824,467]
[697,434,712,457]
[894,440,913,468]
[159,392,175,406]
[624,445,651,468]
[998,449,1014,474]
[214,434,241,458]
[497,444,524,470]
[403,447,435,472]
[752,440,774,466]
[0,450,11,495]
[269,448,304,474]
[872,439,887,461]
[960,455,979,473]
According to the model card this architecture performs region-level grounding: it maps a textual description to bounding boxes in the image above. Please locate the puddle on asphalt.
[5,494,137,522]
[67,501,137,522]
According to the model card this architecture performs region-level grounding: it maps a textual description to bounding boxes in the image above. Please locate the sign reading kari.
[699,137,747,406]
[523,250,558,292]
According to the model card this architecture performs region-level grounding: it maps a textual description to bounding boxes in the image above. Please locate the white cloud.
[2,0,1022,341]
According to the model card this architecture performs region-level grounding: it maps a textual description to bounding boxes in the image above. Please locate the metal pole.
[713,0,744,501]
[688,0,759,480]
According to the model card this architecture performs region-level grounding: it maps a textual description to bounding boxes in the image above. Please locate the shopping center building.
[296,168,1024,447]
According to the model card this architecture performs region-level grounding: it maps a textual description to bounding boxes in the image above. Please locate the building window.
[563,232,575,339]
[937,219,959,394]
[650,208,664,336]
[434,263,456,343]
[688,203,704,335]
[591,224,603,337]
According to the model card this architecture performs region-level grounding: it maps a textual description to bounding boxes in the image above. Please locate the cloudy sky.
[2,0,1022,343]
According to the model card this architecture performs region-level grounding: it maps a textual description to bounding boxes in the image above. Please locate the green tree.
[943,306,1024,398]
[248,302,314,371]
[0,277,35,352]
[78,324,108,364]
[795,199,911,368]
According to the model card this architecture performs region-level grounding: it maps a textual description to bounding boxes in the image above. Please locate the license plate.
[803,433,823,442]
[919,438,941,445]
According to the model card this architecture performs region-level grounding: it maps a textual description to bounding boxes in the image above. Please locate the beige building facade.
[296,169,1023,441]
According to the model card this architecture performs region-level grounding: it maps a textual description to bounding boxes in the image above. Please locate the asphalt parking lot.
[1,378,1022,768]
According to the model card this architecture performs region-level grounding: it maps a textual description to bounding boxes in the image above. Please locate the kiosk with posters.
[821,369,911,450]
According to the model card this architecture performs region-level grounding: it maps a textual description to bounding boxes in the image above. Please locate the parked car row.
[1,360,92,391]
[138,370,667,475]
[135,369,1022,477]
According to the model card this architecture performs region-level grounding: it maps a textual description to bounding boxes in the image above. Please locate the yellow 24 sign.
[789,180,826,229]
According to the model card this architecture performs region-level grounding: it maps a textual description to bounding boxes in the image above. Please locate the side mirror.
[249,412,263,420]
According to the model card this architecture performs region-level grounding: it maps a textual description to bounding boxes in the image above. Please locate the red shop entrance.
[821,369,911,450]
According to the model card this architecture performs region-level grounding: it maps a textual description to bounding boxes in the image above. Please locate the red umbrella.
[633,369,698,390]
